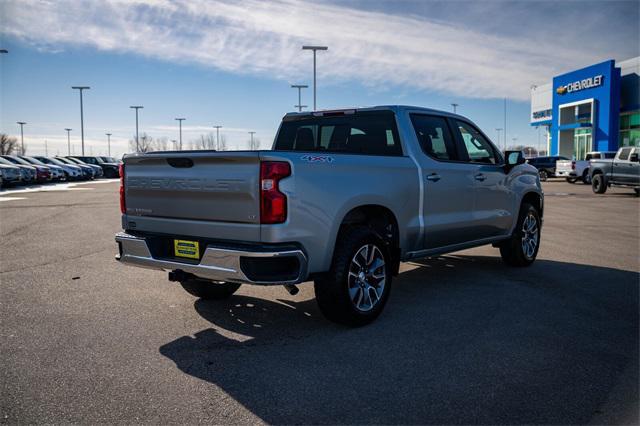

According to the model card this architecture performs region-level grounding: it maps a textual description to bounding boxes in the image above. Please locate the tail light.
[260,161,291,224]
[119,163,126,214]
[571,161,576,170]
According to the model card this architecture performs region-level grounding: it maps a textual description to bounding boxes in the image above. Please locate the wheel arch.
[521,191,543,219]
[332,204,402,275]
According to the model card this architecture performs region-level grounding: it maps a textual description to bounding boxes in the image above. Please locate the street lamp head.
[302,45,328,51]
[175,118,185,121]
[71,86,90,90]
[130,105,143,109]
[291,84,309,89]
[106,133,112,136]
[17,121,26,125]
[65,128,72,132]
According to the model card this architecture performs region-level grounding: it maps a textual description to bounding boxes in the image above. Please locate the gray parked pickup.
[590,146,640,195]
[115,106,544,326]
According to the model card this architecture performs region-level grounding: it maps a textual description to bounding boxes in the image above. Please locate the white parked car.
[556,151,617,184]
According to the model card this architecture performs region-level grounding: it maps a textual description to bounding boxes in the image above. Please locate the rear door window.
[410,114,457,161]
[274,111,402,156]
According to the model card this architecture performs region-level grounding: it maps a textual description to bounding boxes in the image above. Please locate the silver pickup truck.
[115,106,543,325]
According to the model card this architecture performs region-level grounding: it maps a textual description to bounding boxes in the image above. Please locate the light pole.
[291,84,308,112]
[175,118,185,150]
[106,133,112,157]
[249,131,256,149]
[130,106,143,152]
[16,121,26,155]
[71,86,90,155]
[495,128,503,151]
[302,45,328,110]
[451,103,459,113]
[65,128,72,155]
[213,125,222,150]
[511,137,518,151]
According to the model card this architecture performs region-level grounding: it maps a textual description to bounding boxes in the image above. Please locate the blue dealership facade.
[530,57,639,159]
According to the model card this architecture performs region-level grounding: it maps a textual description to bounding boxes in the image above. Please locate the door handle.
[474,173,487,182]
[426,173,441,182]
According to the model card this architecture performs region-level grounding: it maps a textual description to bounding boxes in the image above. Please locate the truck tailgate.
[555,160,574,174]
[124,152,260,224]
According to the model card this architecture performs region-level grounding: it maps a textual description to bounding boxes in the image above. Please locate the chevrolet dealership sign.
[556,75,604,95]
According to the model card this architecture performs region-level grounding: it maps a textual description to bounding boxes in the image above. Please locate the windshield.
[0,157,16,166]
[101,156,117,163]
[41,157,68,166]
[54,157,74,165]
[21,156,47,166]
[65,157,86,165]
[2,156,32,166]
[274,111,402,156]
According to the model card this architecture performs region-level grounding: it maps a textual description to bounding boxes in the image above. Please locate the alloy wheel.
[521,213,539,259]
[347,244,386,312]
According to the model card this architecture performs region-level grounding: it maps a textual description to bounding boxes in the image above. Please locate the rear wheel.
[592,174,607,194]
[538,170,548,182]
[566,177,578,184]
[314,226,392,326]
[500,202,540,267]
[180,279,241,300]
[582,169,591,184]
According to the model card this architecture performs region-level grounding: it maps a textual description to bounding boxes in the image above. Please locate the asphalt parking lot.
[1,180,638,424]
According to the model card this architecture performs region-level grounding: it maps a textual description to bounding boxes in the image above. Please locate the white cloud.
[1,0,623,101]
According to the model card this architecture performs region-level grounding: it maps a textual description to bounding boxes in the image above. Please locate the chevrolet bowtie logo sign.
[556,75,604,95]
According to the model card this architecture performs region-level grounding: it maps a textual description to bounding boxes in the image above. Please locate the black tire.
[499,202,541,267]
[634,188,639,197]
[592,173,607,194]
[538,170,548,182]
[582,169,591,184]
[566,177,578,184]
[314,226,392,326]
[180,279,241,300]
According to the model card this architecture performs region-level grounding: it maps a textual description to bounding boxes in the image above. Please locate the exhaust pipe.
[283,284,299,296]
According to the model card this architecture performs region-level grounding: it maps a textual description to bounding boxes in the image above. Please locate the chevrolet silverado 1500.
[115,106,543,326]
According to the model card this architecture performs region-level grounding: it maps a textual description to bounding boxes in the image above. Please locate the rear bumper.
[556,170,576,177]
[115,232,308,285]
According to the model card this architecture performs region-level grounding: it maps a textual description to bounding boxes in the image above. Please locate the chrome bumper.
[115,232,307,285]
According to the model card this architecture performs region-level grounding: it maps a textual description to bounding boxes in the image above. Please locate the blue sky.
[1,0,638,158]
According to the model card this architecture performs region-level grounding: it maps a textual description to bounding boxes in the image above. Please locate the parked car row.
[0,155,121,188]
[526,151,617,184]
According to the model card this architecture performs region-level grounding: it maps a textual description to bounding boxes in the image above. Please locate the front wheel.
[500,202,541,267]
[592,174,607,194]
[314,226,392,326]
[180,279,241,300]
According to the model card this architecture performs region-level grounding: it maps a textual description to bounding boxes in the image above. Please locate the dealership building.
[530,57,639,159]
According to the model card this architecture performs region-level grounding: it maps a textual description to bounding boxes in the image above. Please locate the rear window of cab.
[274,111,402,156]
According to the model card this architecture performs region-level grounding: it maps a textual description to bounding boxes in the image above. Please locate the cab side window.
[410,114,457,161]
[453,120,501,164]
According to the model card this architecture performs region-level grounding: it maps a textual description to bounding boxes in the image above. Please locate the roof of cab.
[283,105,468,120]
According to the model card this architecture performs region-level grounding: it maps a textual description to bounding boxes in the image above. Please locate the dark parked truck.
[115,106,544,325]
[590,147,640,195]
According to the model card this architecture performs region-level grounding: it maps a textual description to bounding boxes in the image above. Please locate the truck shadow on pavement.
[159,255,639,425]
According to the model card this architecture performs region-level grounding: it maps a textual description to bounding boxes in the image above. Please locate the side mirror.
[630,153,639,162]
[504,150,525,171]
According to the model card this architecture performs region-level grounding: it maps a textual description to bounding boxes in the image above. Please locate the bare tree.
[0,134,18,155]
[154,137,169,151]
[129,133,155,153]
[249,137,260,150]
[218,134,228,151]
